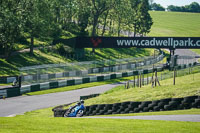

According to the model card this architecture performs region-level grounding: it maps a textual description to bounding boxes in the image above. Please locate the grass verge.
[84,72,200,106]
[191,49,200,55]
[22,107,200,118]
[0,48,154,76]
[0,115,200,133]
[149,11,200,37]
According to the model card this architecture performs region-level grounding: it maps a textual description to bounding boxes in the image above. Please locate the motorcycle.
[64,101,85,117]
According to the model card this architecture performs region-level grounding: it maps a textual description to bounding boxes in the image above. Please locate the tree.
[129,0,153,37]
[89,0,116,52]
[137,0,153,36]
[89,0,115,36]
[167,2,200,13]
[187,2,200,13]
[130,0,141,37]
[113,0,131,37]
[136,0,153,36]
[76,0,91,36]
[23,0,54,56]
[0,0,23,58]
[100,9,109,36]
[151,3,165,11]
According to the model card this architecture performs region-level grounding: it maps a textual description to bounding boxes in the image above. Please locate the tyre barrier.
[80,94,100,100]
[52,102,75,117]
[52,96,200,117]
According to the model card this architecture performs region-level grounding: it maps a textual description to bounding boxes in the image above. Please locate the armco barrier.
[17,62,199,96]
[20,66,165,95]
[19,54,165,85]
[0,76,17,84]
[1,53,164,84]
[52,96,200,117]
[0,86,20,99]
[1,63,198,98]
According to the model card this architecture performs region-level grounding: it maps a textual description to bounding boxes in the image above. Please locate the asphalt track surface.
[0,49,199,122]
[175,49,199,56]
[0,83,120,117]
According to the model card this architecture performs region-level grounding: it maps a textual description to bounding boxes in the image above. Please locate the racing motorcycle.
[64,100,85,117]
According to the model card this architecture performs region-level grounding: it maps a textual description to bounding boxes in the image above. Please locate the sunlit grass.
[84,72,200,106]
[0,114,199,133]
[149,11,200,37]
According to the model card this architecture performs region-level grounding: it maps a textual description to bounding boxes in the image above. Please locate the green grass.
[0,50,70,76]
[0,115,199,133]
[0,48,154,76]
[84,72,200,106]
[0,83,12,86]
[85,48,154,61]
[1,71,200,133]
[191,49,200,55]
[149,11,200,37]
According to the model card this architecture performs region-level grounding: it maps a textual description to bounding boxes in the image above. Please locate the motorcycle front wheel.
[76,110,84,117]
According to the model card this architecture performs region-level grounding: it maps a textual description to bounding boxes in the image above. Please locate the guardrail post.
[139,73,142,88]
[173,68,176,85]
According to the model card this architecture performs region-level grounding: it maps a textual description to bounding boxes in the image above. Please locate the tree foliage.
[0,0,23,57]
[167,2,200,13]
[150,3,165,11]
[0,0,154,57]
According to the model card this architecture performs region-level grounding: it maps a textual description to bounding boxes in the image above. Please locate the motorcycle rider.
[66,100,84,115]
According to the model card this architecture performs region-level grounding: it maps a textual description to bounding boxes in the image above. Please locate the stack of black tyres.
[53,96,200,117]
[82,96,200,116]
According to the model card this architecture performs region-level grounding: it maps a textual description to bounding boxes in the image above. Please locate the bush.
[55,43,66,56]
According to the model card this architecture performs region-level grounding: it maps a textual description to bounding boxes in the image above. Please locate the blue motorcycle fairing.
[68,104,85,117]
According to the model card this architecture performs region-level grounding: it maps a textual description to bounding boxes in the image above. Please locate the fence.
[1,61,198,98]
[124,64,200,88]
[19,53,164,85]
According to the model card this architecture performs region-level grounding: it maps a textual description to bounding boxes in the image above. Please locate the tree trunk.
[92,14,99,53]
[117,17,121,37]
[4,44,9,59]
[134,24,137,37]
[30,36,34,56]
[101,10,109,36]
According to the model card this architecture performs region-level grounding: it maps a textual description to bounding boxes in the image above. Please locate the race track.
[0,49,199,123]
[0,83,120,117]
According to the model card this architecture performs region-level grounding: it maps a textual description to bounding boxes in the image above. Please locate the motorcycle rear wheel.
[64,110,70,117]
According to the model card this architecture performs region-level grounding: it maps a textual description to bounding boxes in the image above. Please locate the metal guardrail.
[19,53,164,85]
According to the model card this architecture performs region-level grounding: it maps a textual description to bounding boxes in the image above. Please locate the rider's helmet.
[77,102,81,106]
[80,100,84,104]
